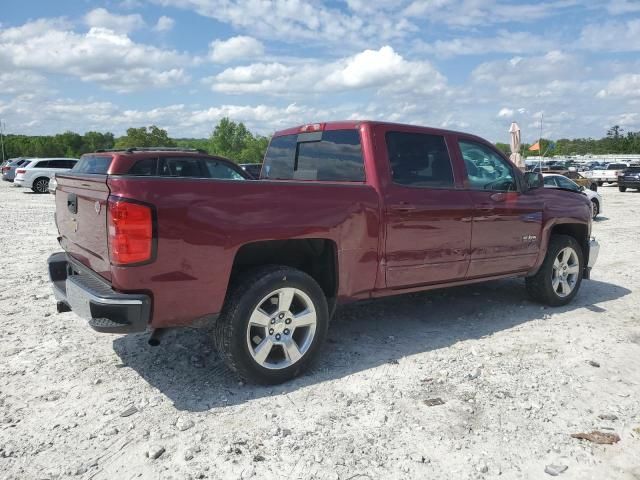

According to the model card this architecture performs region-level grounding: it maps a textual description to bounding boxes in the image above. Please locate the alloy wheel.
[245,287,317,370]
[552,247,580,297]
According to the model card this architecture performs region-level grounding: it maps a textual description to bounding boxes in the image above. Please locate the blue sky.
[1,0,639,143]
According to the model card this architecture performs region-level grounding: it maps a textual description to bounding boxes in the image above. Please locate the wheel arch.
[529,221,590,277]
[230,238,339,303]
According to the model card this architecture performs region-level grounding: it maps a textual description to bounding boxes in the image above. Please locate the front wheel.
[619,186,627,192]
[213,265,329,384]
[526,235,584,306]
[591,199,599,219]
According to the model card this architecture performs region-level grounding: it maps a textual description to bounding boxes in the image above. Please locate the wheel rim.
[35,179,48,193]
[552,247,580,297]
[591,200,599,218]
[245,287,317,370]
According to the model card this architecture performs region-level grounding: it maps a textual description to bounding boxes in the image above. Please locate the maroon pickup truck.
[48,122,599,384]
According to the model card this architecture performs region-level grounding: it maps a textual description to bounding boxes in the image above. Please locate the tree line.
[3,122,640,164]
[495,126,640,158]
[1,118,269,164]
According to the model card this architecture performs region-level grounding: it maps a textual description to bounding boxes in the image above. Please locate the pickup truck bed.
[49,122,599,383]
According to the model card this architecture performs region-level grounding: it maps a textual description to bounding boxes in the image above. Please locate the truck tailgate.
[55,174,111,281]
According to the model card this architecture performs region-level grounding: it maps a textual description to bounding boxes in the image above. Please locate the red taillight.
[299,123,324,133]
[16,169,26,174]
[107,198,154,265]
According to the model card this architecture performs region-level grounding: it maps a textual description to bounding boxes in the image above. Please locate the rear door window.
[159,157,204,177]
[386,132,454,188]
[262,129,364,182]
[203,159,245,180]
[34,161,50,168]
[49,160,72,169]
[72,155,112,174]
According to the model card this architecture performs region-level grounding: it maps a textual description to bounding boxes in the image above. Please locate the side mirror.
[524,171,543,190]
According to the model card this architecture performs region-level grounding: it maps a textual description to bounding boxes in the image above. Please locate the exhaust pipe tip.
[148,328,166,346]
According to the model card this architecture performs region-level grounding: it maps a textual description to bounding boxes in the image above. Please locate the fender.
[527,217,590,277]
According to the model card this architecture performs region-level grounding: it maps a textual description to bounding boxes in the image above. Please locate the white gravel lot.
[0,180,639,480]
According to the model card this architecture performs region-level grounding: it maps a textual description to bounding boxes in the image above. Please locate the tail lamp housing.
[107,197,156,265]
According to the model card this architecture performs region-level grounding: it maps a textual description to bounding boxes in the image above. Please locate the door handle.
[389,202,417,212]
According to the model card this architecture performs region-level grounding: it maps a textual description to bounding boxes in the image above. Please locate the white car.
[14,158,78,193]
[543,173,603,219]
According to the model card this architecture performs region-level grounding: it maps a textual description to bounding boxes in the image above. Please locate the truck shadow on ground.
[113,278,630,412]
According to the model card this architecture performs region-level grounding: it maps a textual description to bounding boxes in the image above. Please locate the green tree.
[209,117,268,163]
[114,126,176,149]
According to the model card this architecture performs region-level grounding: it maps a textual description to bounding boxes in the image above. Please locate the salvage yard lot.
[1,181,639,480]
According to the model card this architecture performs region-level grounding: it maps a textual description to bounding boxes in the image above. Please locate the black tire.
[619,186,627,192]
[589,183,597,192]
[597,181,603,186]
[32,177,49,193]
[526,234,584,306]
[591,199,599,219]
[213,265,329,384]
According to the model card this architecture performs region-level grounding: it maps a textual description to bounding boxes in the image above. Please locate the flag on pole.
[528,141,541,152]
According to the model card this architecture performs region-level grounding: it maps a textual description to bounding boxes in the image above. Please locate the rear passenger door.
[381,128,473,288]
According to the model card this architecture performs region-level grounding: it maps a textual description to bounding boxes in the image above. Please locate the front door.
[456,138,543,278]
[383,130,473,288]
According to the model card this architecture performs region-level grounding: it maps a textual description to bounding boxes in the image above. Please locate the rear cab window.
[262,129,365,182]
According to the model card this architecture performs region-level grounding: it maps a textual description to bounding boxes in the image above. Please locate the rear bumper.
[13,178,24,187]
[47,252,150,333]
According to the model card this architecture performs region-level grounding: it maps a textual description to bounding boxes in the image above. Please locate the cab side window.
[459,140,516,192]
[386,132,455,188]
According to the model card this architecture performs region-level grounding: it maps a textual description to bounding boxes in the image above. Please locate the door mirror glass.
[524,171,543,190]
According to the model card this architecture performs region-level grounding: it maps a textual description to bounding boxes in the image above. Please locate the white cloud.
[606,0,640,14]
[0,71,48,95]
[208,46,448,97]
[578,19,640,52]
[498,108,515,118]
[152,0,411,45]
[0,20,192,92]
[597,74,640,98]
[84,8,145,34]
[209,36,265,63]
[418,30,557,57]
[154,16,175,32]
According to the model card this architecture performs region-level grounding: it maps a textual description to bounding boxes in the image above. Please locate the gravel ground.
[1,180,639,480]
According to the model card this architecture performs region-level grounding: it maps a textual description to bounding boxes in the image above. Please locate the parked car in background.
[49,124,598,384]
[239,163,262,179]
[618,166,640,192]
[583,162,628,185]
[555,170,598,191]
[14,158,78,193]
[2,158,32,182]
[543,173,602,219]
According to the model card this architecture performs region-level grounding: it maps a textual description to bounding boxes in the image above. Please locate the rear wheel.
[213,265,328,384]
[619,186,627,192]
[597,181,603,186]
[32,177,49,193]
[526,235,583,306]
[589,183,597,192]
